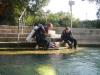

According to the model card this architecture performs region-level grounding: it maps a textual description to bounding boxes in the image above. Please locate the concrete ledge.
[0,42,100,51]
[0,49,80,55]
[78,44,100,47]
[0,42,37,48]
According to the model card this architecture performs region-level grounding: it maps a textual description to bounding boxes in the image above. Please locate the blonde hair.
[66,27,70,30]
[47,23,53,29]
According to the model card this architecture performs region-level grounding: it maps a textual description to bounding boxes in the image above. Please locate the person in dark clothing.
[61,27,77,49]
[32,23,53,50]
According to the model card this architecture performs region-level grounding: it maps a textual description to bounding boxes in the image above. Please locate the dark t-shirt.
[61,30,73,41]
[32,26,49,40]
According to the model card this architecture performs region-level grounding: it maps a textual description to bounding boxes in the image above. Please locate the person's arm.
[32,30,37,38]
[43,27,50,37]
[61,30,65,41]
[69,31,73,38]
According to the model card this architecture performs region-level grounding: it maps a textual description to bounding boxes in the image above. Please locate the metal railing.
[18,8,26,41]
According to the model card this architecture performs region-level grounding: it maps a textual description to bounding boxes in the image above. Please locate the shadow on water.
[0,47,100,75]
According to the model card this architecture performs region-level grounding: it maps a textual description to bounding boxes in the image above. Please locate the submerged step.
[0,48,80,55]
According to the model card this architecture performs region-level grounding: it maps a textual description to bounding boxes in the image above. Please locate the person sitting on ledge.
[32,23,54,50]
[61,27,77,49]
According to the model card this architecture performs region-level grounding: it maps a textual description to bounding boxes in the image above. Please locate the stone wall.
[0,25,31,42]
[0,25,100,45]
[54,27,100,45]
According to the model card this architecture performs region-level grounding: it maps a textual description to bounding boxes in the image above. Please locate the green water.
[0,47,100,75]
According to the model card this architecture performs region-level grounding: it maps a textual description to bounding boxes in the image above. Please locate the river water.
[0,47,100,75]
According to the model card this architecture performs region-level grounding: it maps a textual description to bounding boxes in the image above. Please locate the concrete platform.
[0,42,100,49]
[0,42,36,48]
[0,48,81,55]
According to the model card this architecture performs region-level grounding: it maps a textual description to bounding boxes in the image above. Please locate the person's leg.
[69,37,77,49]
[73,38,77,49]
[36,37,50,50]
[36,38,42,48]
[64,40,72,49]
[42,38,50,50]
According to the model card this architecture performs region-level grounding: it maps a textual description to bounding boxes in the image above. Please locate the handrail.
[19,8,26,21]
[18,8,26,41]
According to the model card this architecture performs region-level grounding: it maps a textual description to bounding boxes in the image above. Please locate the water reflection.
[35,64,57,75]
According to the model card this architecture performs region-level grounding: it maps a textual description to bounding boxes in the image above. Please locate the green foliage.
[0,0,49,25]
[96,20,100,28]
[72,19,80,28]
[97,8,100,19]
[25,15,34,25]
[47,13,60,26]
[80,20,100,28]
[47,12,80,27]
[84,0,100,19]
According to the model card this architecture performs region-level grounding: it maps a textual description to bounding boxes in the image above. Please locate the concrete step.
[0,42,36,48]
[0,48,79,55]
[0,33,28,37]
[0,37,26,42]
[0,25,32,29]
[0,29,31,33]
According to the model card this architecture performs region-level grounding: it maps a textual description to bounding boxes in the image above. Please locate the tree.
[97,8,100,19]
[82,0,100,19]
[80,20,100,28]
[0,0,49,25]
[92,0,100,19]
[46,11,80,27]
[0,0,28,25]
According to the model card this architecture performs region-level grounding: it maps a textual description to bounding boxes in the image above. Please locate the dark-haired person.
[61,27,77,49]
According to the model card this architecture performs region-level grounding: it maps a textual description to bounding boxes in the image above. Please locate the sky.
[43,0,97,20]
